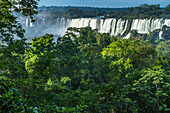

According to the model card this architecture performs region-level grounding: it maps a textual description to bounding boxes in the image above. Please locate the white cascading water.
[123,33,131,39]
[89,19,98,30]
[30,19,33,27]
[100,19,113,33]
[131,19,170,34]
[60,18,66,29]
[150,19,162,32]
[131,19,150,34]
[99,19,104,32]
[159,31,163,39]
[41,18,45,26]
[26,17,29,27]
[110,19,117,36]
[114,19,128,36]
[24,17,170,38]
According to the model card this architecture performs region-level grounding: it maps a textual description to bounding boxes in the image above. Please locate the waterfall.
[41,18,45,26]
[130,19,170,34]
[132,19,151,34]
[26,17,29,27]
[100,19,113,33]
[110,19,116,36]
[60,18,66,29]
[164,19,170,27]
[89,19,98,30]
[24,17,170,38]
[113,19,128,36]
[150,19,162,32]
[123,33,131,39]
[159,31,163,39]
[30,19,33,27]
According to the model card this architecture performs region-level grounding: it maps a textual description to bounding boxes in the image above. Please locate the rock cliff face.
[21,17,170,38]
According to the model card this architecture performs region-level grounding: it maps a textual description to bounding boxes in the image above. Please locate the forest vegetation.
[0,0,170,113]
[37,4,170,19]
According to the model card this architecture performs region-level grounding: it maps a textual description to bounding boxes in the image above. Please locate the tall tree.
[0,0,39,76]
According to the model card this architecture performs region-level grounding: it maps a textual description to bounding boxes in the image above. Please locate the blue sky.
[38,0,170,8]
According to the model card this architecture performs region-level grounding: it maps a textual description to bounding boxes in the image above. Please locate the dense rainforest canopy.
[0,0,170,113]
[37,4,170,19]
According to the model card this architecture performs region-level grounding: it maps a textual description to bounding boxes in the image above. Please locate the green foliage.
[0,0,39,77]
[156,40,170,58]
[0,40,26,78]
[133,66,170,112]
[24,34,59,80]
[1,24,169,113]
[102,39,155,69]
[105,4,170,19]
[0,78,38,113]
[0,1,170,111]
[0,0,39,43]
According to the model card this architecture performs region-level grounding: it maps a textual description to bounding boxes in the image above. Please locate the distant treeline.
[37,4,170,19]
[38,6,126,13]
[106,4,170,19]
[38,6,126,18]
